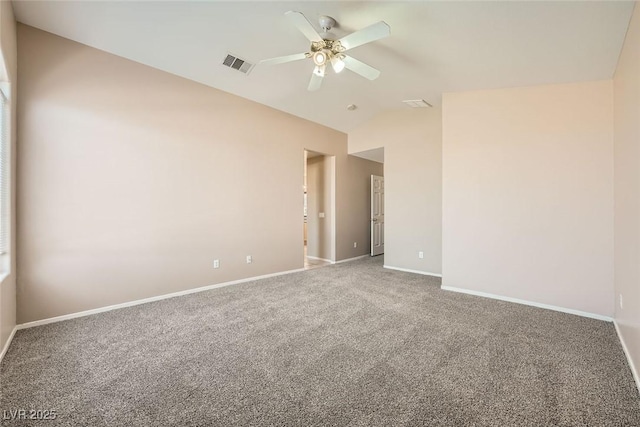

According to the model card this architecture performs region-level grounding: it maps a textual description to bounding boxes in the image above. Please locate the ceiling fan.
[260,11,391,91]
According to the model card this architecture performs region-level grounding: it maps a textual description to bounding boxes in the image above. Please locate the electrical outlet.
[319,212,325,218]
[418,251,424,259]
[620,294,624,310]
[353,242,357,248]
[246,255,252,264]
[213,259,220,269]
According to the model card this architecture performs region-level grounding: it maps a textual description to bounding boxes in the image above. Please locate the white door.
[371,175,384,256]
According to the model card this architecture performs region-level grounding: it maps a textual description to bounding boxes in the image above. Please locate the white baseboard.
[614,320,640,394]
[17,267,306,330]
[306,256,335,264]
[383,265,442,278]
[0,326,17,363]
[440,285,613,322]
[335,254,370,264]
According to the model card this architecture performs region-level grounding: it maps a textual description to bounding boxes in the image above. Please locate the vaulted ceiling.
[12,1,635,132]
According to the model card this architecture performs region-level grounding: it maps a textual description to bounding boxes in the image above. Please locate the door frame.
[303,149,336,264]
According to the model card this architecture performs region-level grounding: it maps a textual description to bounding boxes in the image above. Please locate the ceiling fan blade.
[285,11,323,43]
[308,65,325,91]
[342,55,381,80]
[338,21,390,51]
[260,52,308,66]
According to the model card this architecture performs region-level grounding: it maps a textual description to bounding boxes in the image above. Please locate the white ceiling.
[12,1,635,133]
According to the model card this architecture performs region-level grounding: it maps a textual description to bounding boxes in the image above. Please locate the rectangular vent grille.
[402,99,433,108]
[222,53,254,75]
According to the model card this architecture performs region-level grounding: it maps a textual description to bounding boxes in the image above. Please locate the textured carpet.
[1,256,639,426]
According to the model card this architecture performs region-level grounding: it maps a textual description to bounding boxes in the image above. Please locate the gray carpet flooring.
[1,256,639,426]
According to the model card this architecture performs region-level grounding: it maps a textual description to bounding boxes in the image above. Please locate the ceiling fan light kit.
[312,50,327,66]
[260,11,390,91]
[331,55,345,73]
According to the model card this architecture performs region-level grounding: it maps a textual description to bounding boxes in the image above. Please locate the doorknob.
[372,218,378,222]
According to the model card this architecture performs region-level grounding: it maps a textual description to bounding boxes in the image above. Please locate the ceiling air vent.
[402,99,432,108]
[222,53,254,75]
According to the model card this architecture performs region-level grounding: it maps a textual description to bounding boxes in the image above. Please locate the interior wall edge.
[335,254,370,264]
[614,320,640,394]
[383,265,442,278]
[441,285,613,322]
[13,252,381,327]
[16,267,307,328]
[0,325,16,364]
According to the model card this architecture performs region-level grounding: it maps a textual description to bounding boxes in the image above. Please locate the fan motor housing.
[318,15,336,32]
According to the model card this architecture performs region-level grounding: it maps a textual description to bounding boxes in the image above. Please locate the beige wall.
[442,80,614,317]
[614,3,640,381]
[17,25,369,323]
[349,109,442,275]
[0,0,16,355]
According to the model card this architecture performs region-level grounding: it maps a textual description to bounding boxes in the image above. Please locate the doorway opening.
[304,150,335,270]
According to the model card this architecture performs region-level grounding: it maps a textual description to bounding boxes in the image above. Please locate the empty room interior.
[0,0,639,425]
